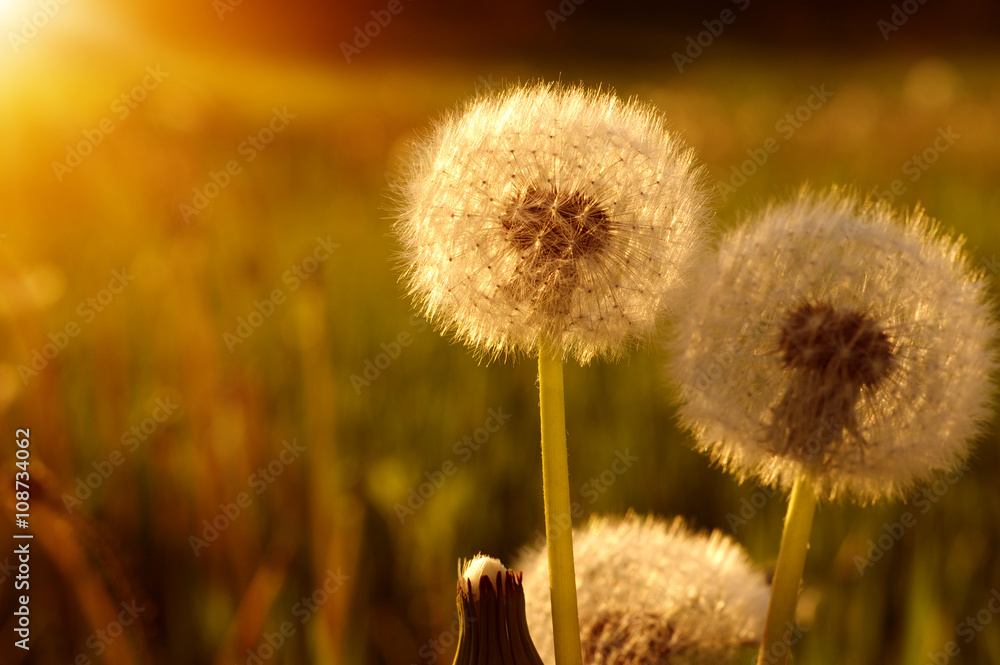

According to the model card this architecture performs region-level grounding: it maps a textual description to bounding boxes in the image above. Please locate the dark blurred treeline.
[105,0,1000,63]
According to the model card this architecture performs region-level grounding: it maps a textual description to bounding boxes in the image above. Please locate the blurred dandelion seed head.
[515,513,769,664]
[668,187,998,502]
[395,82,710,363]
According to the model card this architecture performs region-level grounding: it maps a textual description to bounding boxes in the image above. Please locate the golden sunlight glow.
[1,0,77,52]
[0,0,34,25]
[0,0,130,56]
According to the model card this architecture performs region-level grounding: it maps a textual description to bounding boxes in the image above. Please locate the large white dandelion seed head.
[668,187,998,502]
[515,513,769,664]
[395,82,710,363]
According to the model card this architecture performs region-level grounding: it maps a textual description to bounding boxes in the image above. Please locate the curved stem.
[537,336,583,665]
[757,472,817,665]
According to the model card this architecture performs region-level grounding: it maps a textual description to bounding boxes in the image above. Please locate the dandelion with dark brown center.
[667,187,997,665]
[669,187,995,500]
[397,82,710,665]
[396,82,708,363]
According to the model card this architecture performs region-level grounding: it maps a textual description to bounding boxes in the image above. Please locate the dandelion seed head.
[515,513,768,664]
[395,82,710,363]
[668,187,998,502]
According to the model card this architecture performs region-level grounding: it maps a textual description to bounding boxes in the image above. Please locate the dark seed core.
[778,302,895,388]
[501,186,611,261]
[498,185,612,315]
[767,302,896,462]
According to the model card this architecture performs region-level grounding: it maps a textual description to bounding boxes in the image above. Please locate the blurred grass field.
[1,41,1000,665]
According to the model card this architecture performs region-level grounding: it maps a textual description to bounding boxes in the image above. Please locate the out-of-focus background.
[1,1,999,664]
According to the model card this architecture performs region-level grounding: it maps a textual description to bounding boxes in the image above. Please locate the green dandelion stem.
[757,472,817,665]
[537,335,583,665]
